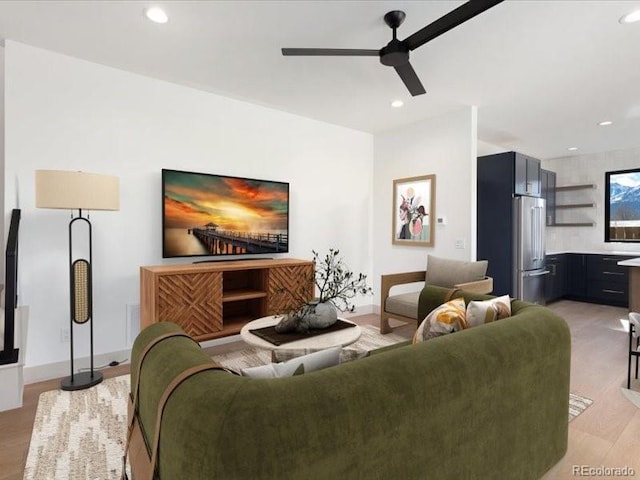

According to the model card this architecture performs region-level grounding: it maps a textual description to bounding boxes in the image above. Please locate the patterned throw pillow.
[465,295,511,328]
[413,297,467,343]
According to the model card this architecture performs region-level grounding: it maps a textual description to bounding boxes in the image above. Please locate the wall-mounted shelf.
[555,203,596,209]
[555,184,596,192]
[552,184,597,227]
[551,222,595,227]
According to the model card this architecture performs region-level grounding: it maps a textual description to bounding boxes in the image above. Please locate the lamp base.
[61,371,103,391]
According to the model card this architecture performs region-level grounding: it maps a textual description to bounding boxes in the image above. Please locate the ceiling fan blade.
[282,48,379,57]
[404,0,504,51]
[394,62,426,96]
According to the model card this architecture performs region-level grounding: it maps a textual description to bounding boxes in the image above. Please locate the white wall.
[372,107,478,304]
[543,147,640,254]
[477,139,506,157]
[0,46,5,277]
[4,41,373,375]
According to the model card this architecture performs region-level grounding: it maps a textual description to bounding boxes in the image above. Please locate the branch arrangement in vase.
[275,249,373,333]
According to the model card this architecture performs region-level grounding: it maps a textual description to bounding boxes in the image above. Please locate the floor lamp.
[35,170,120,391]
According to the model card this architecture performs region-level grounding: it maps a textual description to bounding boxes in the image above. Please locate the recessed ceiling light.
[144,7,168,24]
[620,10,640,24]
[391,100,404,108]
[599,120,613,126]
[567,147,578,151]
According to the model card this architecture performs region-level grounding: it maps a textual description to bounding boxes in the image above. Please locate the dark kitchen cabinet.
[541,169,556,225]
[545,254,566,303]
[566,254,587,299]
[477,151,543,298]
[586,255,633,307]
[514,153,541,197]
[565,253,632,307]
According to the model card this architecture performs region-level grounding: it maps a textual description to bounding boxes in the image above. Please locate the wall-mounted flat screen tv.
[162,169,289,258]
[605,167,640,242]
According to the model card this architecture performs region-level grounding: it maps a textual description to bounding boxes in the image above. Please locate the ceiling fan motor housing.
[380,39,410,67]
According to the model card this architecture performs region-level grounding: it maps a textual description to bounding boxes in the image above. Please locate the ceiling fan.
[282,0,504,96]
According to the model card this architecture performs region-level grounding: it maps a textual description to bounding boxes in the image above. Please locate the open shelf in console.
[222,269,268,303]
[223,297,265,328]
[201,314,253,340]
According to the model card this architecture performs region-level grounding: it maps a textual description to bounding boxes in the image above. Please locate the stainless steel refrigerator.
[513,196,549,304]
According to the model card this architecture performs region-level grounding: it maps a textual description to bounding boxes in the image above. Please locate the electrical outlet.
[455,238,466,249]
[60,327,70,343]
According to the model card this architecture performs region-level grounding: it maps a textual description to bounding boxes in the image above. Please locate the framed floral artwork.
[392,174,436,247]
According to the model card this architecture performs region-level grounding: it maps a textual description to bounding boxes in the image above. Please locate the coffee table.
[240,315,361,351]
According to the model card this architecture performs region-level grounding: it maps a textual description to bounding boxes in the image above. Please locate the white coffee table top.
[240,315,361,351]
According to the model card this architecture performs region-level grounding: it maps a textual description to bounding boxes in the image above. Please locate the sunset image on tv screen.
[162,169,289,257]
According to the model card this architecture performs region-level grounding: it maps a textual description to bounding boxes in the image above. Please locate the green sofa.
[129,285,570,480]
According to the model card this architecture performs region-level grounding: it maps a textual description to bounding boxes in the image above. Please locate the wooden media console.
[140,258,314,341]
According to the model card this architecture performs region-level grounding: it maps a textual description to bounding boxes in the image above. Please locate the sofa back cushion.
[425,255,488,287]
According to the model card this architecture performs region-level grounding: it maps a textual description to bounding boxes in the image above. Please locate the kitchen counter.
[618,257,640,267]
[547,250,640,256]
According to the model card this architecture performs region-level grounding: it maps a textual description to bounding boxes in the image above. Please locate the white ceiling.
[0,0,639,160]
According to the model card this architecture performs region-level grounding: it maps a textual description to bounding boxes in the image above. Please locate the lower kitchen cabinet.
[586,255,632,307]
[545,254,566,303]
[562,253,633,307]
[566,254,587,299]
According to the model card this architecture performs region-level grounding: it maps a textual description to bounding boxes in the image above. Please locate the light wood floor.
[541,300,640,479]
[0,300,638,480]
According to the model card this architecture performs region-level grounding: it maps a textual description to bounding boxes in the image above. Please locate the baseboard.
[24,304,379,384]
[342,303,376,317]
[24,349,132,385]
[24,338,250,384]
[199,334,243,350]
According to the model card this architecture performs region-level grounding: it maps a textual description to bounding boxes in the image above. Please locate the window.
[605,168,640,242]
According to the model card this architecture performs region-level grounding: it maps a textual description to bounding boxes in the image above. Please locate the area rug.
[568,392,593,422]
[23,375,130,480]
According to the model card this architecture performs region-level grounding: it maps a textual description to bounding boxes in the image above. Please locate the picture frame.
[392,174,436,247]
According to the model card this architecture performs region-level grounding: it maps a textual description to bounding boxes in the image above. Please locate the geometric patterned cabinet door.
[157,272,223,340]
[267,264,314,315]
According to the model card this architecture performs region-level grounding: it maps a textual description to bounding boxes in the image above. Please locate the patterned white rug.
[568,392,593,422]
[23,326,591,479]
[23,375,130,480]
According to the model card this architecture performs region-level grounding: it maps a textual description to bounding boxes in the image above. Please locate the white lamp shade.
[35,170,120,211]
